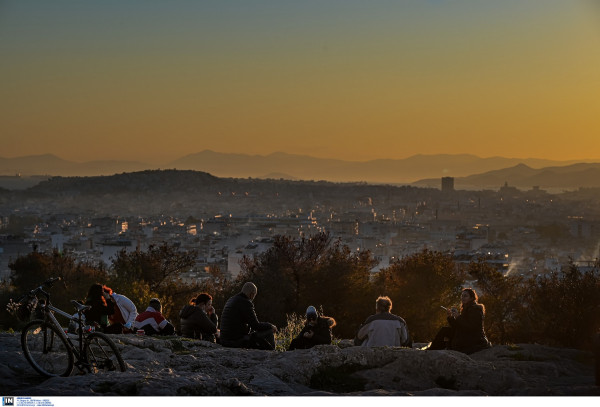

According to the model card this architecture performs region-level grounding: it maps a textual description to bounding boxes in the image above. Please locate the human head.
[193,293,212,306]
[241,282,258,301]
[149,298,162,313]
[306,305,318,321]
[87,283,104,299]
[376,296,392,313]
[461,288,477,304]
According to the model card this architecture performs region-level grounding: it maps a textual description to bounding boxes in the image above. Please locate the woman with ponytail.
[427,288,491,354]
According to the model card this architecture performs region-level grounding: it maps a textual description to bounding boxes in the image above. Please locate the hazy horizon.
[2,149,600,167]
[2,1,599,163]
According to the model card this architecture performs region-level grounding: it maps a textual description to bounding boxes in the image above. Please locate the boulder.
[1,333,598,396]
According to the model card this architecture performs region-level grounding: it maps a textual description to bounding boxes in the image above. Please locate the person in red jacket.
[134,298,175,336]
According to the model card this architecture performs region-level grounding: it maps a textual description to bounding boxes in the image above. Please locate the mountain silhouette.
[413,163,600,189]
[1,151,597,186]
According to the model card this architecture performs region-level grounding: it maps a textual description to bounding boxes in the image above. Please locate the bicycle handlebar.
[24,276,63,299]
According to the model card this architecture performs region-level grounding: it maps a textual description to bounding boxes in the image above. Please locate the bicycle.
[7,277,127,377]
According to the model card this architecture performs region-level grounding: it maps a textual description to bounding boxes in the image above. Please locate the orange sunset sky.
[1,0,599,164]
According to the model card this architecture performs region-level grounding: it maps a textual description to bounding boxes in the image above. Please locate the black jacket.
[179,305,218,342]
[219,292,272,342]
[84,297,115,328]
[289,316,335,350]
[448,302,491,354]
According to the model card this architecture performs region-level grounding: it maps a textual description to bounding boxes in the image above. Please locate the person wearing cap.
[179,292,219,342]
[219,282,277,350]
[133,298,175,336]
[355,296,412,347]
[288,306,336,350]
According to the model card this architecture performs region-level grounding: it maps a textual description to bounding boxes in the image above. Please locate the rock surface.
[1,332,598,396]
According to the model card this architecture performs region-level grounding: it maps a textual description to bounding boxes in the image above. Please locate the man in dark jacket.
[219,282,277,350]
[288,306,336,350]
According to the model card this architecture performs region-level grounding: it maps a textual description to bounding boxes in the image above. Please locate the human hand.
[450,308,459,318]
[271,324,278,333]
[303,331,314,339]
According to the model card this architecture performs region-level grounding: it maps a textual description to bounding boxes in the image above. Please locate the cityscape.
[2,171,599,284]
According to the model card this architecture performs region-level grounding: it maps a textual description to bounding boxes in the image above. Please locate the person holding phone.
[425,288,491,354]
[288,306,336,350]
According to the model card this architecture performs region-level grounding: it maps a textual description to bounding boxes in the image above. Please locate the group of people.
[82,281,491,355]
[83,283,175,336]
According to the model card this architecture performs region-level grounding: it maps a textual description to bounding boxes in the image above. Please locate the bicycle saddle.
[70,300,91,312]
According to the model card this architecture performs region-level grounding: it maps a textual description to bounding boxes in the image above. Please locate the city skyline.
[1,1,599,163]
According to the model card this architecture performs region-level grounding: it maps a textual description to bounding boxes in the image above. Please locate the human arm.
[188,308,218,334]
[208,309,218,328]
[447,306,482,333]
[357,322,371,341]
[113,294,138,327]
[311,323,332,345]
[242,299,273,332]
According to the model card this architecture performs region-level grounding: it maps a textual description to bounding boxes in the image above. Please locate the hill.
[1,333,598,396]
[414,163,600,189]
[2,151,593,186]
[0,170,426,217]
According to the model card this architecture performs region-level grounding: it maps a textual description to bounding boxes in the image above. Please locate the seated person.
[134,298,175,336]
[427,288,491,354]
[219,282,277,350]
[103,285,138,334]
[83,283,115,331]
[179,293,219,342]
[355,296,412,347]
[288,306,336,350]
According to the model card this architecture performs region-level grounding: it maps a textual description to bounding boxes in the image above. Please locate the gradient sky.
[1,0,599,164]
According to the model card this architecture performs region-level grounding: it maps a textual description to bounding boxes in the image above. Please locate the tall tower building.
[441,177,454,192]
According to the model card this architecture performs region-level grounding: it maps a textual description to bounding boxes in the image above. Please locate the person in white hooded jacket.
[102,285,138,334]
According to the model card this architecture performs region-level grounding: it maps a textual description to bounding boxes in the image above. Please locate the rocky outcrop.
[1,333,598,396]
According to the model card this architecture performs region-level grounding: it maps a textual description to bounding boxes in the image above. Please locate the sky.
[1,0,599,164]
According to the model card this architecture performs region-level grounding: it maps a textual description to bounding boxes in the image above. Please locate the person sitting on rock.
[102,285,138,334]
[179,292,219,343]
[219,282,277,350]
[134,298,175,336]
[426,288,491,354]
[83,283,115,331]
[355,296,412,347]
[288,305,336,350]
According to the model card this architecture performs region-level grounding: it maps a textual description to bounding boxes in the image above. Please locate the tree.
[373,249,466,342]
[3,250,109,330]
[467,261,524,344]
[110,243,198,292]
[238,232,377,337]
[108,243,199,326]
[238,233,333,327]
[517,262,600,349]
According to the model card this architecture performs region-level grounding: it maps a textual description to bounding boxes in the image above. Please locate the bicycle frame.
[35,286,94,372]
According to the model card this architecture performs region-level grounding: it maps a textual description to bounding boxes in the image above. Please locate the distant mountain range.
[1,151,599,189]
[413,162,600,189]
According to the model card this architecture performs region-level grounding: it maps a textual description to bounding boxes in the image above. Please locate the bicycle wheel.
[84,332,126,373]
[21,320,74,377]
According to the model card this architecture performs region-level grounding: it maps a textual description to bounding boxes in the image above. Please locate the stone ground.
[1,332,599,396]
